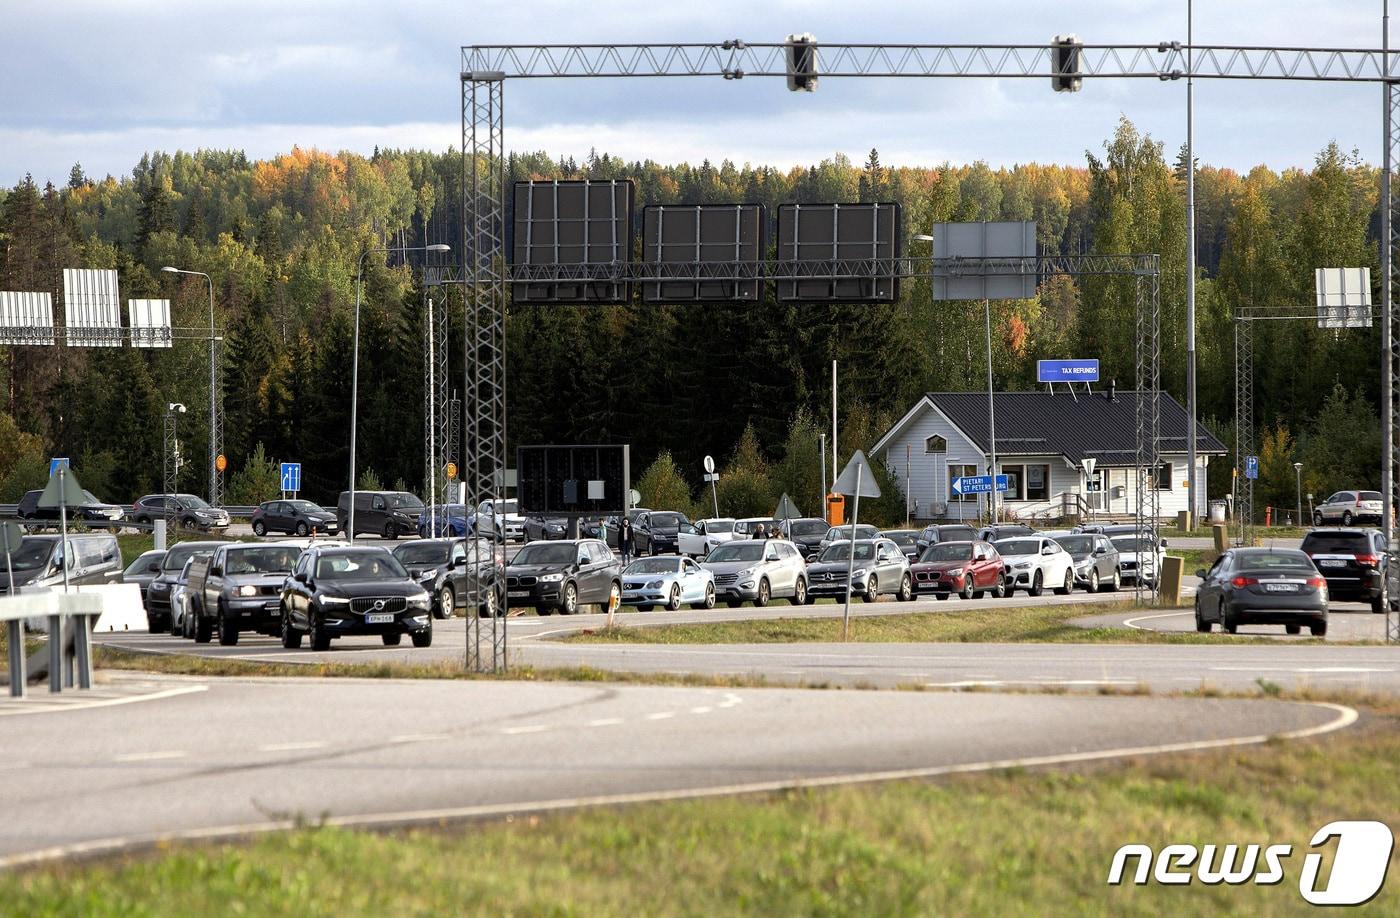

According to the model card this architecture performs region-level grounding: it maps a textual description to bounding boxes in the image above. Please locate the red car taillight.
[1231,575,1258,588]
[1308,576,1327,589]
[1355,554,1380,567]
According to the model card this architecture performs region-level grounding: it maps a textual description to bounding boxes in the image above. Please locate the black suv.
[915,523,978,553]
[280,545,433,650]
[143,540,225,631]
[783,517,833,559]
[133,494,230,532]
[505,538,621,615]
[633,510,689,556]
[251,499,338,537]
[393,537,502,618]
[1301,528,1393,613]
[17,488,125,530]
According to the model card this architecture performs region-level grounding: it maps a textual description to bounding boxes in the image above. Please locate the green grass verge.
[1168,547,1216,574]
[5,702,1396,915]
[1161,524,1308,539]
[566,602,1309,646]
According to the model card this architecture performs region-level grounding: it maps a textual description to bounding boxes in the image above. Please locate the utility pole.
[985,298,998,523]
[1185,0,1199,528]
[831,360,838,483]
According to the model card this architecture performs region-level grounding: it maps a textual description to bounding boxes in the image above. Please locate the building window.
[1026,464,1050,501]
[1001,464,1025,501]
[1155,462,1174,491]
[948,463,978,501]
[925,435,947,454]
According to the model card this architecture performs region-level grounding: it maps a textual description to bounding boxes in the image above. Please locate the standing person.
[599,517,609,554]
[752,523,767,541]
[618,515,633,563]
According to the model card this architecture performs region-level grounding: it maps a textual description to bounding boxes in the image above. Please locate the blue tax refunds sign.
[1037,359,1100,383]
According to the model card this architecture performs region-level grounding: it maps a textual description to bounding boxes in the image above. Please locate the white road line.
[114,750,187,762]
[500,725,549,735]
[389,734,449,744]
[0,684,208,717]
[587,718,624,727]
[925,679,1140,689]
[1209,666,1395,674]
[8,702,1354,873]
[259,741,327,752]
[1124,611,1193,630]
[645,711,675,720]
[690,706,712,714]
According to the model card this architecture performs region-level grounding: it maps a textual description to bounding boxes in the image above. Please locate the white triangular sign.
[832,450,881,498]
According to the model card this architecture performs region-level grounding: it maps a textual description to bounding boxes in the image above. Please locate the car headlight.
[407,592,432,609]
[151,581,169,592]
[852,568,870,580]
[947,568,964,577]
[1014,561,1032,570]
[539,572,564,583]
[420,571,437,582]
[320,595,350,605]
[236,585,258,597]
[645,579,663,589]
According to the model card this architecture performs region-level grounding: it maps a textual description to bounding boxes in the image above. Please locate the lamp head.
[160,266,179,274]
[426,244,451,253]
[911,234,934,243]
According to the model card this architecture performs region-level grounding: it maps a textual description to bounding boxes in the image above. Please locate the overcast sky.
[0,0,1392,187]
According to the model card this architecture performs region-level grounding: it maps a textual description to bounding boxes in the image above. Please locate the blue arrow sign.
[953,474,1011,495]
[279,462,301,492]
[1244,456,1259,480]
[49,457,70,477]
[1037,359,1100,383]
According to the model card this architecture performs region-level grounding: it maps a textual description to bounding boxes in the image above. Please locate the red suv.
[911,539,1005,600]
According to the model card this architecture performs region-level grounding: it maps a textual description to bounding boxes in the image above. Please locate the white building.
[870,388,1226,524]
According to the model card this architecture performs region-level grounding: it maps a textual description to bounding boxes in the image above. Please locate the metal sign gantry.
[466,34,1400,651]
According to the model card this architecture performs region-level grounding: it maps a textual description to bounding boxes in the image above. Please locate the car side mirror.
[296,571,308,584]
[1195,568,1207,579]
[765,552,780,562]
[1041,546,1054,555]
[578,556,591,566]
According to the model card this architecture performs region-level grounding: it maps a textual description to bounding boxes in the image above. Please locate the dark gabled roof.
[923,390,1227,464]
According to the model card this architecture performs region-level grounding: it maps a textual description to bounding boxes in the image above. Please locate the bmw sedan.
[620,556,716,611]
[1194,548,1328,636]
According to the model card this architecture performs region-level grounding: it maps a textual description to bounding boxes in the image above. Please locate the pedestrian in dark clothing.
[752,523,767,540]
[618,517,633,563]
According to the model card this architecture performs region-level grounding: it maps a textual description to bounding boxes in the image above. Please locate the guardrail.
[0,591,102,698]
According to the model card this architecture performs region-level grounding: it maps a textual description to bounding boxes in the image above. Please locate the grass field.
[3,696,1395,916]
[566,601,1302,646]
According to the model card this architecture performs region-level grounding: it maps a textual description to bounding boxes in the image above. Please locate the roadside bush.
[637,450,695,516]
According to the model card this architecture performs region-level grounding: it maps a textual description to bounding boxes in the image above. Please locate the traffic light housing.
[786,33,818,92]
[1051,34,1083,93]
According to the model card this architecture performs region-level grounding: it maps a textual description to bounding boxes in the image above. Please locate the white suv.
[701,539,809,607]
[994,536,1076,596]
[1314,490,1384,527]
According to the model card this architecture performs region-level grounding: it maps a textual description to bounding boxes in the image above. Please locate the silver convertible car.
[620,556,717,611]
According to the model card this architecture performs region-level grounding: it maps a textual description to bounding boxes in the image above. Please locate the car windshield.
[394,542,451,566]
[493,500,518,515]
[921,542,974,562]
[440,504,467,517]
[1237,551,1314,570]
[995,539,1042,557]
[826,525,878,541]
[224,546,301,575]
[162,543,214,571]
[625,558,682,575]
[819,543,876,562]
[316,551,407,581]
[513,543,577,565]
[1056,536,1095,554]
[180,495,211,509]
[882,531,917,546]
[9,539,55,572]
[1302,534,1371,554]
[286,500,322,513]
[1111,536,1156,553]
[649,512,687,529]
[789,520,828,536]
[124,552,162,576]
[389,493,423,510]
[703,519,734,533]
[707,543,764,563]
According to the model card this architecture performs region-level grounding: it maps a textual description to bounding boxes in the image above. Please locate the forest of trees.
[0,117,1386,519]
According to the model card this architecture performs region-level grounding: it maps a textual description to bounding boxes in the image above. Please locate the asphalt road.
[1075,604,1392,643]
[0,675,1354,867]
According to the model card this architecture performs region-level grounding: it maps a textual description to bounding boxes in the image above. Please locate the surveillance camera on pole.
[786,32,818,92]
[1051,34,1083,93]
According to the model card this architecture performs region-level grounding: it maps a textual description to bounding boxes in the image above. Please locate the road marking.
[587,718,624,727]
[390,734,450,744]
[0,684,208,717]
[645,711,675,720]
[114,750,187,762]
[1124,611,1192,630]
[500,725,549,735]
[925,679,1140,689]
[690,706,713,714]
[1209,666,1395,674]
[259,741,327,752]
[10,702,1354,872]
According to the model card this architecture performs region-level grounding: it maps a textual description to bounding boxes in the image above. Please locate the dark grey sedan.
[1194,548,1328,636]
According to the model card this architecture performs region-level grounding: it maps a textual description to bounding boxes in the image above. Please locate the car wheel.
[1372,581,1388,614]
[252,520,267,537]
[1343,511,1354,526]
[898,574,914,602]
[194,610,212,644]
[789,578,807,606]
[1029,570,1044,597]
[1088,569,1099,593]
[383,522,398,541]
[217,604,238,646]
[1194,597,1210,633]
[666,584,683,611]
[1055,570,1074,596]
[437,585,454,620]
[865,574,879,602]
[310,613,331,651]
[479,588,498,619]
[1285,624,1301,635]
[991,577,1006,599]
[168,607,181,637]
[561,582,578,615]
[1310,620,1328,637]
[961,577,974,601]
[693,582,716,610]
[1110,569,1122,592]
[1221,601,1238,634]
[280,606,302,649]
[183,608,195,639]
[296,521,309,537]
[1313,510,1323,527]
[382,633,402,646]
[754,578,771,607]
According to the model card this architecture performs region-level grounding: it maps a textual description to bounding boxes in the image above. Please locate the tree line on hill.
[0,118,1384,518]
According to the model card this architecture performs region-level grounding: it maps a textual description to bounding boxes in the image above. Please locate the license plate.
[364,612,394,624]
[264,601,279,611]
[1264,583,1298,593]
[508,591,529,599]
[1319,559,1347,568]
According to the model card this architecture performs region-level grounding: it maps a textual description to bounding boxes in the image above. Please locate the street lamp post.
[160,267,219,507]
[1294,461,1304,528]
[348,243,451,542]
